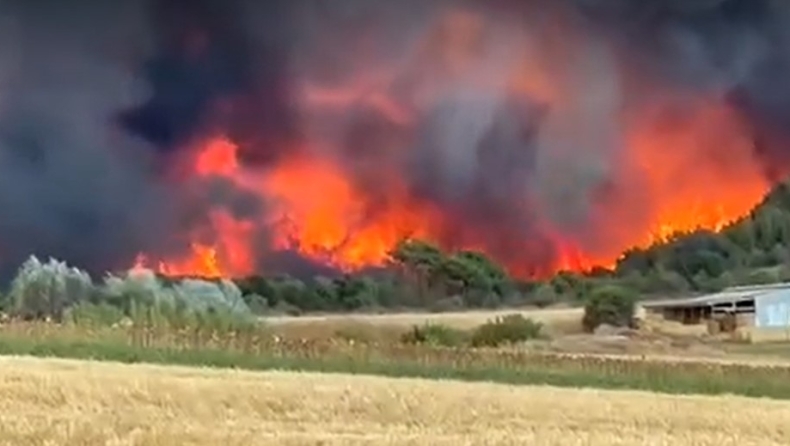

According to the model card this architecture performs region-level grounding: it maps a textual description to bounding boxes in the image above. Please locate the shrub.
[0,292,7,312]
[527,284,560,308]
[103,269,253,318]
[102,268,177,312]
[582,285,637,332]
[744,268,780,286]
[241,293,269,314]
[66,302,126,327]
[172,277,252,317]
[400,323,468,347]
[9,256,94,321]
[470,314,543,347]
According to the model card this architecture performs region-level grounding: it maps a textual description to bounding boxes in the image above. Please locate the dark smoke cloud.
[575,0,790,177]
[0,0,274,279]
[2,0,790,279]
[117,0,298,166]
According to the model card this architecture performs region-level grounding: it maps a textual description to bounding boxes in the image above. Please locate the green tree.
[390,239,446,304]
[582,285,637,332]
[527,283,560,308]
[551,271,591,300]
[332,275,379,310]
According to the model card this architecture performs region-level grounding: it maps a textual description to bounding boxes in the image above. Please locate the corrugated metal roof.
[640,283,790,309]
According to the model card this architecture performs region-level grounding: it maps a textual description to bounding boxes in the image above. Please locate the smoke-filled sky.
[0,0,788,279]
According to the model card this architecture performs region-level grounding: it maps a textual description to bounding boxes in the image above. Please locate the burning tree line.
[615,179,790,294]
[3,177,790,327]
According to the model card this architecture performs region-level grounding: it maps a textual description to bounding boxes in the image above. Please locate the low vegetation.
[1,252,789,400]
[469,314,544,347]
[2,314,790,399]
[400,323,469,347]
[3,256,257,331]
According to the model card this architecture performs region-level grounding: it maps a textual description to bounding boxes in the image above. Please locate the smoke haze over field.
[0,0,788,279]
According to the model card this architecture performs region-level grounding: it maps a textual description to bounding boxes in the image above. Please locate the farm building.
[638,283,790,343]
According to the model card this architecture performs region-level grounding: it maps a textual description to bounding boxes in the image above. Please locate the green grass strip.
[0,336,787,399]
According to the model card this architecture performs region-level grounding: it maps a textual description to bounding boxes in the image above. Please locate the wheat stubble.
[0,356,787,445]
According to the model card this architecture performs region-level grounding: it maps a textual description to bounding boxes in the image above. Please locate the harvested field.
[0,356,788,445]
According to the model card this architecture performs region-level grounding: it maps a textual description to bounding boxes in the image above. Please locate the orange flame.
[262,156,438,270]
[133,8,773,279]
[626,99,768,246]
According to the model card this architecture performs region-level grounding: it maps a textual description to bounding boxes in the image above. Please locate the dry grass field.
[264,306,584,339]
[260,306,790,363]
[263,307,582,329]
[0,356,789,446]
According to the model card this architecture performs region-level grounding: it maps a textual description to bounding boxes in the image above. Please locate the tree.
[390,239,444,271]
[10,256,94,322]
[390,239,446,304]
[550,271,591,301]
[436,254,491,305]
[332,275,379,310]
[235,275,277,305]
[527,283,560,308]
[582,285,637,332]
[454,250,510,296]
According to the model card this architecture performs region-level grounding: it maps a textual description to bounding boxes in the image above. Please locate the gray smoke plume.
[0,0,789,279]
[0,0,271,279]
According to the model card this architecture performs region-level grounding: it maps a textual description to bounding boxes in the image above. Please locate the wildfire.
[262,156,436,269]
[625,99,768,247]
[133,8,773,280]
[140,120,767,279]
[136,137,436,277]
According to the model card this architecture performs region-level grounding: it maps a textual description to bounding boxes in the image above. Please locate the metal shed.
[639,283,790,342]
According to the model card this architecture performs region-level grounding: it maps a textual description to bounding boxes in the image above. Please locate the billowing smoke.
[0,0,273,279]
[577,0,790,179]
[0,0,789,279]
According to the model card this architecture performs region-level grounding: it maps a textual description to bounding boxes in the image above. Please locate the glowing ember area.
[130,6,775,279]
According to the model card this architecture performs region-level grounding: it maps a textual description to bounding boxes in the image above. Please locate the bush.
[743,268,780,286]
[102,268,177,312]
[527,284,560,308]
[103,269,254,322]
[582,285,637,332]
[241,293,269,314]
[470,314,543,347]
[400,323,468,347]
[66,302,126,328]
[9,256,94,321]
[172,277,251,317]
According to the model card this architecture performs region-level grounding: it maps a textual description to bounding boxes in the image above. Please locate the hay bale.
[720,314,737,333]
